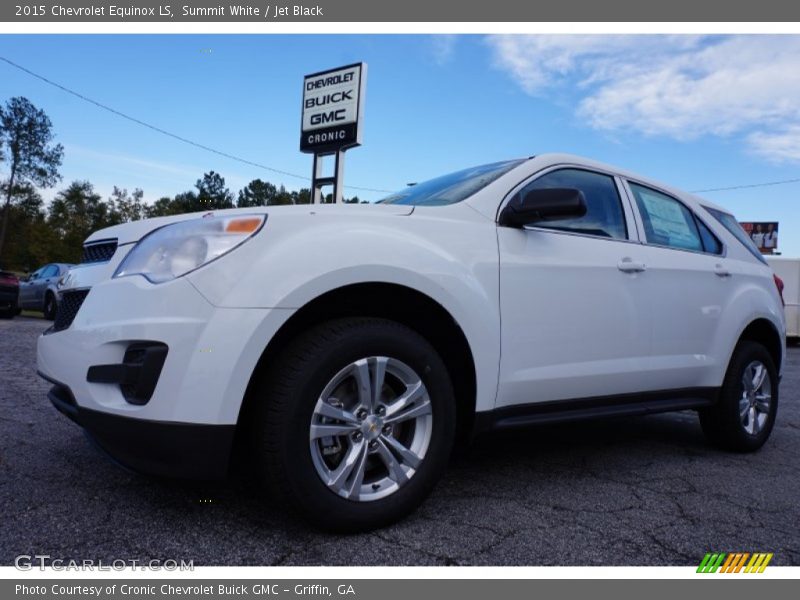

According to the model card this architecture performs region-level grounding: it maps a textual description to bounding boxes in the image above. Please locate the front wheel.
[43,293,57,320]
[699,341,779,452]
[250,318,456,531]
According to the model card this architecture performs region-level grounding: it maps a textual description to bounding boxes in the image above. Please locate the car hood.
[84,204,415,245]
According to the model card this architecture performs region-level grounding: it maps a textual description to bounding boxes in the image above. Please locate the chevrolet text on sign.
[300,62,365,153]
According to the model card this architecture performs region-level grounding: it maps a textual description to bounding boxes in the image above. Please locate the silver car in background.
[19,263,74,320]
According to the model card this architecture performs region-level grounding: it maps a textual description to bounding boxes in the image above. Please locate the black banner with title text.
[4,578,800,600]
[3,0,800,22]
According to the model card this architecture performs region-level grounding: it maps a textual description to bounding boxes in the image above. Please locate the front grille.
[53,289,89,332]
[81,239,118,264]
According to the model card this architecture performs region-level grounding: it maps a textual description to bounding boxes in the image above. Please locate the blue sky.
[1,34,799,255]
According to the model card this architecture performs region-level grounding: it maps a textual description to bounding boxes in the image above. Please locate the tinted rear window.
[703,206,767,264]
[696,218,723,255]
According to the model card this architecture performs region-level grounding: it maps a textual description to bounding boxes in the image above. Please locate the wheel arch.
[737,317,784,374]
[236,282,478,447]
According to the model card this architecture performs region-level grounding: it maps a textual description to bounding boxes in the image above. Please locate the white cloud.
[431,35,457,66]
[60,144,254,204]
[65,144,202,181]
[487,35,800,162]
[748,126,800,164]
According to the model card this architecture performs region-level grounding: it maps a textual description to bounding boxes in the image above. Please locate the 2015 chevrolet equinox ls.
[37,154,786,531]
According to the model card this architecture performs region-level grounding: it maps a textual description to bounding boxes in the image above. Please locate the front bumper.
[37,273,295,479]
[38,275,286,422]
[44,374,235,479]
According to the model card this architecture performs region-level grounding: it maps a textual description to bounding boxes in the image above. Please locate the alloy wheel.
[739,360,772,435]
[309,356,433,502]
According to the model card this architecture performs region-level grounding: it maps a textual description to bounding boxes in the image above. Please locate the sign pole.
[311,152,324,203]
[309,150,346,203]
[300,63,366,203]
[334,149,345,204]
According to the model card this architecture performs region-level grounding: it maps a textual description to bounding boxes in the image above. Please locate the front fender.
[187,207,502,412]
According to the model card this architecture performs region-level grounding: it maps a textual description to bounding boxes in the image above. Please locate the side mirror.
[499,187,587,228]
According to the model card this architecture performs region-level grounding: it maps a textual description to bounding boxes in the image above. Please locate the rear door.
[33,264,59,305]
[496,167,652,408]
[622,181,731,390]
[18,268,43,308]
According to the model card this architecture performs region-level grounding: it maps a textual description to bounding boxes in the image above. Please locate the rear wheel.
[43,292,57,320]
[699,341,779,452]
[250,318,456,531]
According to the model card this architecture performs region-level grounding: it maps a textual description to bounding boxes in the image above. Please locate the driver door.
[496,167,652,408]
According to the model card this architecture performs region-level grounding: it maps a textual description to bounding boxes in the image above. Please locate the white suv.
[37,154,786,531]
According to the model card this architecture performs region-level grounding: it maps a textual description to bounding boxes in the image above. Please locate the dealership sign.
[300,62,366,154]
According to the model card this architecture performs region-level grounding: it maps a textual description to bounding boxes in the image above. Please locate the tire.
[699,341,779,452]
[0,309,13,319]
[250,317,456,532]
[43,292,57,320]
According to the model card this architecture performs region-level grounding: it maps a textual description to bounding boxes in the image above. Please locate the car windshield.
[378,159,525,206]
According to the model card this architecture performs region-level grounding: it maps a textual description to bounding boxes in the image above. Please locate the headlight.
[57,271,73,289]
[113,214,266,284]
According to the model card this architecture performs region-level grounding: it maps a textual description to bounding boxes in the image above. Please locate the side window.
[628,183,703,252]
[520,168,627,240]
[696,218,723,255]
[704,206,767,264]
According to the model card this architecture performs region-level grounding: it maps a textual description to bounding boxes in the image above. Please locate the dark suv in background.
[0,268,20,318]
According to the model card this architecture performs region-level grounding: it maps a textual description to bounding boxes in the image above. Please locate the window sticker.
[639,190,698,248]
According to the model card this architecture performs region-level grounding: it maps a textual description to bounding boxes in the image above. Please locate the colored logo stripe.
[697,552,773,573]
[745,553,773,573]
[697,553,726,573]
[719,553,749,573]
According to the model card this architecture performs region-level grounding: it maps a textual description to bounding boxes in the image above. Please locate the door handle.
[618,258,647,273]
[714,264,732,278]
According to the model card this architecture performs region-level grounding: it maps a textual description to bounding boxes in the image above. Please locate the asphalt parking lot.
[1,315,798,566]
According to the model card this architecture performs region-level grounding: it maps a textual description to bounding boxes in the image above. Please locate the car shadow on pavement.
[78,411,712,532]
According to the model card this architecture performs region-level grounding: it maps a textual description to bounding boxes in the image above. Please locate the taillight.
[773,274,785,307]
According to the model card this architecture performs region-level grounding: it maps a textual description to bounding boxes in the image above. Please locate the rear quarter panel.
[715,254,786,380]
